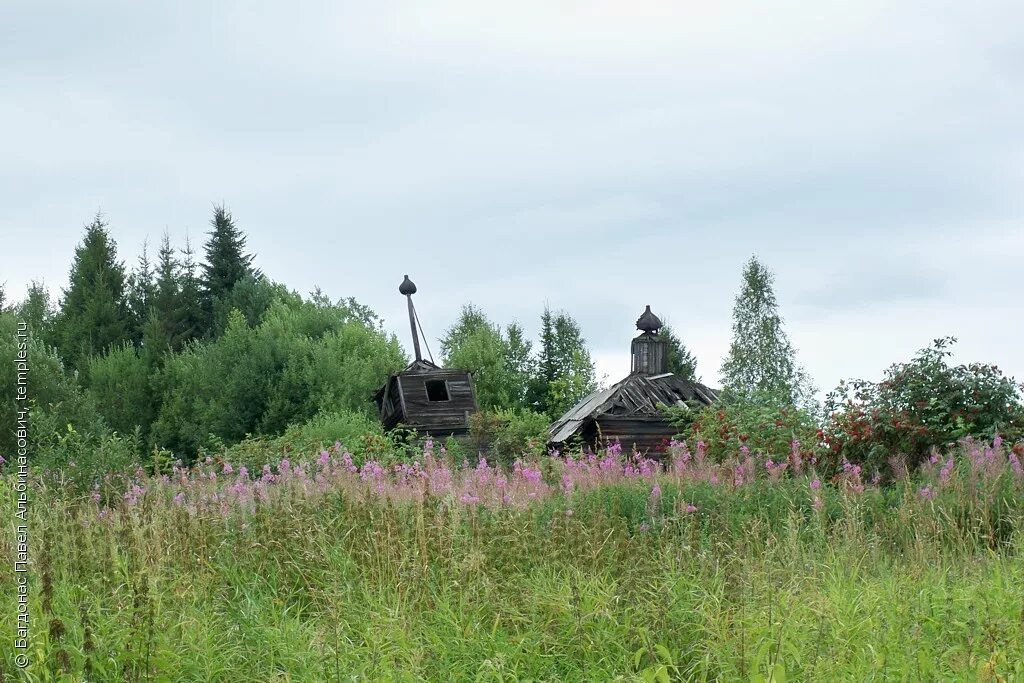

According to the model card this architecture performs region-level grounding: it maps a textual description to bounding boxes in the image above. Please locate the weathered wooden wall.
[586,416,677,456]
[398,370,477,436]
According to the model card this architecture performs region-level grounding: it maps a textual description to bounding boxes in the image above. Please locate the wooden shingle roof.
[548,372,719,444]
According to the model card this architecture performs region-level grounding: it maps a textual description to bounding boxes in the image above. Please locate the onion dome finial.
[399,275,417,296]
[636,305,663,333]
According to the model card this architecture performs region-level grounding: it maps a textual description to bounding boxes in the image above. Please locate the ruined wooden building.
[374,275,479,437]
[547,306,718,454]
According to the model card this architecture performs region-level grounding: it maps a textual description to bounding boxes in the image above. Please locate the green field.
[3,443,1023,681]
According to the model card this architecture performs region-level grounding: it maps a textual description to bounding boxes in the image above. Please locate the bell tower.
[630,305,668,375]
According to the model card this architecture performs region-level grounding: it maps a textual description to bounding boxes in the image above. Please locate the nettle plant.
[824,337,1024,474]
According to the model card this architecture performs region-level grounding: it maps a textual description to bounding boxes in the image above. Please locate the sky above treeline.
[2,1,1022,394]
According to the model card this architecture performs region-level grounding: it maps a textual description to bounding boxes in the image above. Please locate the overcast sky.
[2,1,1022,393]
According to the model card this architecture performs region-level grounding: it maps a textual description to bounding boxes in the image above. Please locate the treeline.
[3,212,1021,479]
[2,207,664,469]
[1,208,416,470]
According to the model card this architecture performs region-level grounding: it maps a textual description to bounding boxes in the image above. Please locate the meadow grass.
[2,441,1023,681]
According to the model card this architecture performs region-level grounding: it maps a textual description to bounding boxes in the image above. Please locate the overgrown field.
[3,439,1024,681]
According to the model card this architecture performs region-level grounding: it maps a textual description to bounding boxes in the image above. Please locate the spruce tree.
[720,256,814,406]
[148,231,182,352]
[201,205,255,333]
[17,281,57,346]
[530,306,596,417]
[504,322,535,407]
[126,240,156,344]
[54,214,131,371]
[658,323,698,381]
[177,235,205,343]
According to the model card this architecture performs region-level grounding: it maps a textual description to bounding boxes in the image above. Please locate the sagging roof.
[548,371,719,444]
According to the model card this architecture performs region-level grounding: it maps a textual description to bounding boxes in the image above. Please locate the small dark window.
[425,379,450,402]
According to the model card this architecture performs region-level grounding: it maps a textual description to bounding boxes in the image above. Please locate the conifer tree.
[17,281,57,346]
[147,232,182,352]
[177,235,205,343]
[53,214,131,371]
[530,306,596,417]
[720,256,814,406]
[201,205,256,333]
[504,322,535,406]
[126,240,156,344]
[658,323,698,381]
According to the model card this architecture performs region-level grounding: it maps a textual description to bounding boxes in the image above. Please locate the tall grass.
[1,439,1023,681]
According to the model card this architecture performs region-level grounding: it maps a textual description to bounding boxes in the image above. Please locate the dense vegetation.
[3,209,1024,680]
[2,438,1023,680]
[0,209,602,472]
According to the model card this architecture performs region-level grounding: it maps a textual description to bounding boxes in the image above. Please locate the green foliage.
[440,305,534,411]
[151,298,404,460]
[669,397,823,465]
[214,409,387,469]
[824,336,1024,473]
[15,280,58,347]
[504,322,535,405]
[0,312,107,461]
[468,408,549,468]
[264,315,406,434]
[210,273,290,333]
[176,235,205,345]
[720,256,814,408]
[4,457,1024,679]
[30,419,142,491]
[145,231,198,353]
[659,322,698,381]
[53,213,132,371]
[126,240,156,344]
[531,306,596,417]
[201,205,257,334]
[87,343,156,448]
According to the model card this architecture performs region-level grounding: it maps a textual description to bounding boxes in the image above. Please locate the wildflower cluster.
[26,434,1018,525]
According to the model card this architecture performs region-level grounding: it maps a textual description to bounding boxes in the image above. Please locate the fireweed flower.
[939,456,955,485]
[649,484,662,503]
[1007,448,1023,479]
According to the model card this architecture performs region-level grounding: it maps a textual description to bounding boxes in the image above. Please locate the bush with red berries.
[823,337,1024,476]
[668,393,824,467]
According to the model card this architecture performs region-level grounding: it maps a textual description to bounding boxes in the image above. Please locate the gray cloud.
[2,0,1022,393]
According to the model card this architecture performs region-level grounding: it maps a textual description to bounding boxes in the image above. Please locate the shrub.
[151,299,405,461]
[468,409,550,468]
[0,312,107,461]
[87,343,155,449]
[30,412,142,491]
[669,395,823,467]
[213,409,389,469]
[824,337,1024,475]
